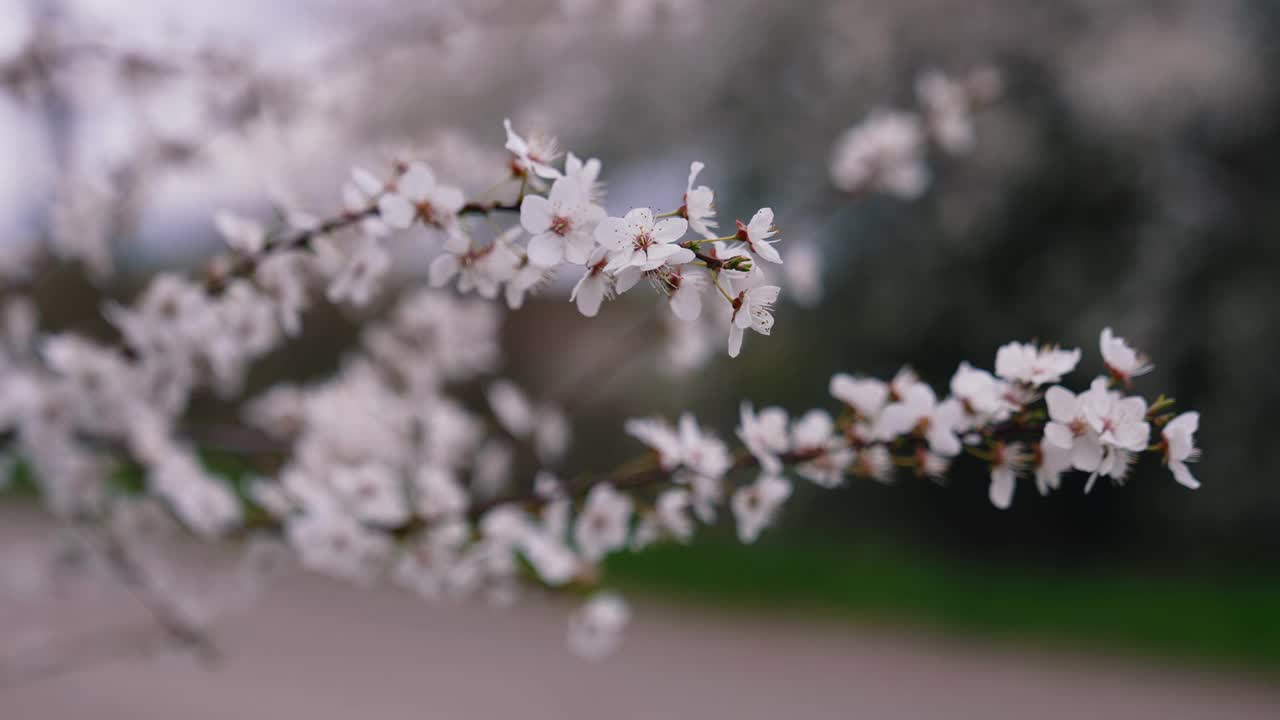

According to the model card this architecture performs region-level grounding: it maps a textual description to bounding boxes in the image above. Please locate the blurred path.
[3,573,1279,720]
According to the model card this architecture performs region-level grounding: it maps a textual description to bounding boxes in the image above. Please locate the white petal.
[670,287,702,321]
[400,163,436,200]
[613,267,642,293]
[377,195,416,230]
[1169,461,1201,490]
[1044,423,1075,450]
[652,217,689,243]
[549,176,582,206]
[520,195,553,234]
[593,216,632,252]
[750,285,782,305]
[624,207,654,229]
[988,468,1015,510]
[428,254,459,287]
[527,233,565,268]
[431,185,465,215]
[1044,386,1078,423]
[727,324,744,357]
[572,276,605,317]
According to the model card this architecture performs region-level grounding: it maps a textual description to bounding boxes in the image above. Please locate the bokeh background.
[3,0,1280,717]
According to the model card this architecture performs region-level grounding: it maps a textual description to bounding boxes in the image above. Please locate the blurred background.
[2,0,1280,717]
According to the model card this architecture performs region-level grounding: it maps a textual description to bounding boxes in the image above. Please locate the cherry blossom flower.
[995,341,1082,387]
[574,484,633,562]
[287,511,392,584]
[326,236,391,306]
[1100,327,1154,385]
[1070,381,1149,491]
[727,284,780,358]
[520,176,605,267]
[731,474,792,543]
[676,413,733,481]
[796,446,854,488]
[567,592,630,660]
[570,248,614,317]
[876,382,964,457]
[377,162,465,231]
[1162,411,1201,490]
[950,362,1016,423]
[504,257,553,310]
[487,379,535,437]
[564,152,604,202]
[988,442,1031,510]
[655,488,696,542]
[916,69,976,154]
[214,211,267,255]
[596,207,692,272]
[328,462,409,526]
[342,167,391,238]
[1034,439,1072,496]
[664,265,705,321]
[625,416,682,470]
[415,465,468,520]
[736,402,789,473]
[830,374,889,420]
[682,161,718,240]
[829,109,929,198]
[504,118,562,182]
[735,208,782,264]
[429,243,520,299]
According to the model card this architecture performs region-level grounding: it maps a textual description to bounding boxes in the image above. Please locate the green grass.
[606,536,1280,673]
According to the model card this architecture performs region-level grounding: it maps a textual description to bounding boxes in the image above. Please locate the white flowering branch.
[0,56,1203,672]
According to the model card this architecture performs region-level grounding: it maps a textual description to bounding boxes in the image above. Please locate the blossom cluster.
[0,81,1197,665]
[829,66,1003,198]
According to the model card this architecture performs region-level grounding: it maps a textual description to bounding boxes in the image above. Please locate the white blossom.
[995,341,1082,387]
[665,266,705,321]
[329,462,409,526]
[504,118,562,182]
[830,374,889,420]
[683,161,718,240]
[521,176,605,267]
[567,592,630,660]
[988,442,1031,510]
[1162,411,1201,490]
[377,162,465,231]
[735,208,782,264]
[570,248,614,317]
[564,152,604,202]
[655,488,695,542]
[731,474,792,543]
[916,69,976,154]
[596,207,693,272]
[950,362,1016,423]
[736,402,789,474]
[876,382,964,457]
[1100,327,1154,384]
[326,236,391,306]
[214,211,267,255]
[574,483,633,562]
[829,110,929,198]
[727,284,780,358]
[487,379,535,438]
[415,466,469,520]
[1034,440,1072,496]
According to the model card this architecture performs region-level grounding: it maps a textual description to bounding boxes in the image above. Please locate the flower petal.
[527,233,565,267]
[520,195,553,234]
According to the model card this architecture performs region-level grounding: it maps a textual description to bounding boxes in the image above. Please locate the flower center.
[633,231,654,250]
[416,201,437,225]
[550,215,573,236]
